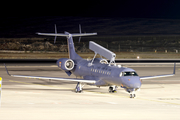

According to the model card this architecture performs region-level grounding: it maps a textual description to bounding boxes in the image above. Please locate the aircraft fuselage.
[58,58,142,92]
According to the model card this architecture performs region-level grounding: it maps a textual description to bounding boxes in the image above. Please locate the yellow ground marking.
[9,80,73,90]
[0,77,2,88]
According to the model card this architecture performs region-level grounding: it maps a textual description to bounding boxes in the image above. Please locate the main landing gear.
[75,82,84,93]
[109,86,117,93]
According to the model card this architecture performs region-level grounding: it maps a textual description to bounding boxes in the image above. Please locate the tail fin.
[37,25,97,60]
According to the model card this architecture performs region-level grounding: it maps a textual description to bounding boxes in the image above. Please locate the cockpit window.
[122,71,138,76]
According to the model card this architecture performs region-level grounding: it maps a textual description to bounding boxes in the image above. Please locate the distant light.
[137,56,140,59]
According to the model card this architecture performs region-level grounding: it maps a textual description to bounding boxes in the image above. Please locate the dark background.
[1,0,180,38]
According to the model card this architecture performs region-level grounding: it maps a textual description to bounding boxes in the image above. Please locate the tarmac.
[0,63,180,120]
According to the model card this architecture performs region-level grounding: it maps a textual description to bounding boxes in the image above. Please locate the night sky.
[1,0,180,37]
[71,0,180,18]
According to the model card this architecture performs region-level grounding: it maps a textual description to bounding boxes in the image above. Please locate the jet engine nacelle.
[57,58,75,71]
[94,58,108,64]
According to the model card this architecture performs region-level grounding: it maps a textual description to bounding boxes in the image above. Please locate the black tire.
[109,87,113,93]
[134,94,136,98]
[130,94,134,98]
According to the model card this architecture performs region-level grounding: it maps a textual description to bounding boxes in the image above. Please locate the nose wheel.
[130,94,136,98]
[129,91,136,98]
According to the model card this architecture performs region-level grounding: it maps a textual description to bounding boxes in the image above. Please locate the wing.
[140,63,176,80]
[140,74,174,80]
[4,64,95,84]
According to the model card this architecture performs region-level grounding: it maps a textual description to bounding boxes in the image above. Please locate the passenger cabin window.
[120,72,138,76]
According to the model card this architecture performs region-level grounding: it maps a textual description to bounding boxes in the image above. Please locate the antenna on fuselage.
[89,41,116,66]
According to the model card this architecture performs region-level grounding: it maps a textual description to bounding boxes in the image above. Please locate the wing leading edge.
[140,63,176,80]
[4,64,95,84]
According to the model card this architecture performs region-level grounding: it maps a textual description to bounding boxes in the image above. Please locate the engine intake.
[57,58,75,71]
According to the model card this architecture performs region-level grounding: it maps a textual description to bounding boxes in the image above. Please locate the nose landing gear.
[125,88,136,98]
[129,91,136,98]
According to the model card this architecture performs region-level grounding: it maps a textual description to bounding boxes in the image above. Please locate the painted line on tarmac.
[9,80,73,90]
[137,97,180,106]
[106,102,118,104]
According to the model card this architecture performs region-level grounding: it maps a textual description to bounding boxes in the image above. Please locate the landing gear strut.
[109,86,117,93]
[75,82,84,93]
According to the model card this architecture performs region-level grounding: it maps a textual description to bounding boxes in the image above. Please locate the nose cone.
[122,77,141,89]
[133,80,141,89]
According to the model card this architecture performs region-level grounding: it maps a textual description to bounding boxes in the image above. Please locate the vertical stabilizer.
[65,33,82,60]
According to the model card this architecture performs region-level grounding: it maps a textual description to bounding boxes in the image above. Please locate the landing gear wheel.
[109,86,117,93]
[109,87,113,93]
[75,82,83,93]
[75,88,82,93]
[130,94,136,98]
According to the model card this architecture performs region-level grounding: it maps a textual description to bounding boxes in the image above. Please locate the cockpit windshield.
[120,71,138,76]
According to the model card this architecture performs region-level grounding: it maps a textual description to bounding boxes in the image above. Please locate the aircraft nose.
[133,81,141,89]
[122,77,142,89]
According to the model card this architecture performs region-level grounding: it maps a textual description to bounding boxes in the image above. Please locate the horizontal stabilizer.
[72,33,97,37]
[37,33,97,37]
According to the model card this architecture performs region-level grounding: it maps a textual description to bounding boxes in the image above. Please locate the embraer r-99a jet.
[5,25,176,98]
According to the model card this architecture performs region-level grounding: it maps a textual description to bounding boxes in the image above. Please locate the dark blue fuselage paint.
[58,34,141,92]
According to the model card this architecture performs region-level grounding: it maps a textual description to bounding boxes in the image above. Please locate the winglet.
[4,63,11,76]
[173,63,176,75]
